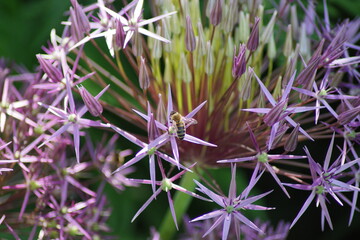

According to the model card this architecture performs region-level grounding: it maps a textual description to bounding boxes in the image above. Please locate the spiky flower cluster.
[1,0,360,239]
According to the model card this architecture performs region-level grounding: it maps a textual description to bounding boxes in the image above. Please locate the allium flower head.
[285,134,360,230]
[191,164,273,240]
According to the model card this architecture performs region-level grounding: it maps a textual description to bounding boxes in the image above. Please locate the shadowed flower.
[218,123,306,198]
[284,134,360,230]
[126,164,209,230]
[190,164,273,240]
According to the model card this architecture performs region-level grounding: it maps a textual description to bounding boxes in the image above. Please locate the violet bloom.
[71,0,176,54]
[218,123,306,198]
[284,134,360,230]
[126,164,209,230]
[190,164,273,240]
[292,69,357,124]
[38,78,109,163]
[242,68,320,150]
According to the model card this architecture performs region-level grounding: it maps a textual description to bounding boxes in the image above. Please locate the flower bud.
[299,23,310,60]
[238,11,249,43]
[290,5,299,39]
[139,57,150,90]
[247,17,260,52]
[70,0,90,42]
[338,106,360,125]
[197,21,206,56]
[210,0,222,26]
[232,44,246,78]
[36,55,62,83]
[205,41,214,75]
[152,26,163,59]
[285,124,300,152]
[223,0,238,33]
[296,56,320,90]
[283,25,293,57]
[270,123,289,150]
[179,53,192,83]
[185,16,196,52]
[239,67,253,100]
[264,99,287,126]
[267,33,276,59]
[261,11,277,44]
[115,19,125,50]
[78,86,103,117]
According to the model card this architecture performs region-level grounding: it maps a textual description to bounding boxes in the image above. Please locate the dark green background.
[0,0,359,239]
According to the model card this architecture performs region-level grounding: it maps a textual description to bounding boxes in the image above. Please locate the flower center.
[161,178,173,192]
[147,147,156,155]
[226,205,235,213]
[315,185,325,194]
[257,152,268,163]
[68,113,77,122]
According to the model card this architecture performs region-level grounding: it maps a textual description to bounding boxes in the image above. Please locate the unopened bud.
[185,16,196,52]
[210,0,222,26]
[290,5,299,39]
[267,33,276,59]
[37,55,62,82]
[239,67,253,100]
[284,124,300,151]
[247,17,260,52]
[179,53,192,83]
[232,44,246,78]
[264,99,287,126]
[70,0,90,42]
[238,11,250,43]
[139,57,150,90]
[283,25,293,57]
[78,86,103,117]
[338,106,360,125]
[261,11,277,44]
[205,41,214,75]
[115,19,125,49]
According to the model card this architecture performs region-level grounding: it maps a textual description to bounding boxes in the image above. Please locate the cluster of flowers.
[1,0,360,239]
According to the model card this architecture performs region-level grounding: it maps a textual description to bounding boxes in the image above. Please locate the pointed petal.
[194,180,225,207]
[38,124,71,148]
[233,211,263,233]
[131,187,162,222]
[324,133,335,171]
[138,28,171,43]
[251,68,276,105]
[222,214,232,240]
[139,11,177,27]
[183,134,217,147]
[228,164,237,199]
[319,196,333,230]
[149,155,156,194]
[73,124,81,163]
[185,101,207,119]
[290,191,316,228]
[167,191,179,230]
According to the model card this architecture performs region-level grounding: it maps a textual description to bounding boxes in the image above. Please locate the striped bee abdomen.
[176,122,185,140]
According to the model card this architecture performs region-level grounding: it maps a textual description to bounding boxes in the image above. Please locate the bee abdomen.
[176,123,185,140]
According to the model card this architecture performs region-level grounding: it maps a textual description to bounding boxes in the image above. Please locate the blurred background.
[0,0,359,239]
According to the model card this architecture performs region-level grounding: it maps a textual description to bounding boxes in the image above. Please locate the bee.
[169,111,197,140]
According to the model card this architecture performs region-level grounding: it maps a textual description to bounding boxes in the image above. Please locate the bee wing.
[183,117,198,128]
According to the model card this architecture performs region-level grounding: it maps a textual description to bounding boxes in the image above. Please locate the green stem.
[159,168,200,240]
